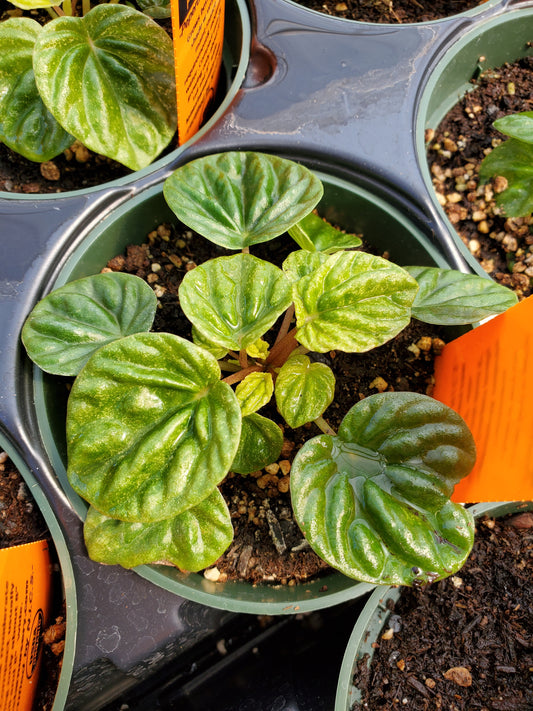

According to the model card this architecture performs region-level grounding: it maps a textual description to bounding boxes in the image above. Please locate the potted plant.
[20,151,516,613]
[335,499,533,711]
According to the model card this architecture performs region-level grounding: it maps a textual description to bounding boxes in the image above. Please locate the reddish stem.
[222,364,263,386]
[265,327,299,369]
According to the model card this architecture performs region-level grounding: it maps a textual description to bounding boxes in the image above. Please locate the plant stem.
[222,365,263,386]
[52,4,65,15]
[239,349,248,369]
[265,327,298,369]
[82,0,91,16]
[314,416,336,436]
[274,303,295,346]
[218,361,241,372]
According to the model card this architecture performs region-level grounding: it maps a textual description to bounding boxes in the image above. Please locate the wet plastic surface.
[0,0,531,708]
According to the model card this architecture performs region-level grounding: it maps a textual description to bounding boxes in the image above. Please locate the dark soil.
[352,509,533,710]
[0,452,66,711]
[427,56,533,300]
[293,0,487,24]
[105,222,452,586]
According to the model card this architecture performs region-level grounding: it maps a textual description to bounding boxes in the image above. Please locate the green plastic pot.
[32,167,459,614]
[335,499,533,710]
[0,0,250,200]
[417,8,533,276]
[0,435,76,711]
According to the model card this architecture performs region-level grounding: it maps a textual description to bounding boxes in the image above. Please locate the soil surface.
[427,56,533,300]
[105,221,452,586]
[352,509,533,710]
[0,452,66,711]
[294,0,487,24]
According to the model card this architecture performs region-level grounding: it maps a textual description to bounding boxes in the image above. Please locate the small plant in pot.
[21,151,517,591]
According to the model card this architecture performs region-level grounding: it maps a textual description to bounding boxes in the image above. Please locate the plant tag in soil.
[170,0,225,144]
[433,295,533,502]
[0,540,52,711]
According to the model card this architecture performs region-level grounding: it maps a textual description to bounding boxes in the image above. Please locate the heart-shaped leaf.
[246,337,270,360]
[479,138,533,217]
[290,392,476,586]
[33,4,177,170]
[163,152,324,250]
[135,0,171,18]
[22,272,157,376]
[289,211,362,253]
[179,254,292,350]
[231,413,283,475]
[282,250,328,283]
[235,372,274,416]
[191,325,228,360]
[83,487,233,571]
[0,18,73,162]
[275,354,335,428]
[493,111,533,144]
[405,266,517,325]
[67,332,241,522]
[293,251,419,353]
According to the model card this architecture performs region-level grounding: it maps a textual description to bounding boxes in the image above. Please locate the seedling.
[22,152,517,586]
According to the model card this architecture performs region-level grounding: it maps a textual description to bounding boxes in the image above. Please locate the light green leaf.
[179,254,293,351]
[67,332,241,522]
[84,487,233,571]
[22,272,157,376]
[293,251,419,353]
[0,18,73,162]
[135,0,171,18]
[191,325,228,360]
[288,211,362,253]
[290,392,476,586]
[246,337,270,360]
[282,250,328,283]
[479,138,533,217]
[235,372,274,416]
[493,111,533,144]
[8,0,63,9]
[33,4,177,171]
[231,413,283,475]
[163,152,324,250]
[275,354,335,428]
[405,266,518,324]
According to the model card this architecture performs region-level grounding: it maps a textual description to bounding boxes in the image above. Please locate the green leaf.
[290,391,476,586]
[163,152,324,250]
[135,0,171,18]
[84,488,233,571]
[7,0,63,9]
[405,266,518,325]
[67,332,241,522]
[275,354,335,428]
[235,372,274,416]
[479,138,533,217]
[0,18,73,162]
[246,337,270,360]
[191,326,228,360]
[493,111,533,144]
[231,413,283,474]
[33,4,177,171]
[282,250,328,283]
[293,251,419,353]
[288,211,362,253]
[179,254,293,351]
[22,272,157,376]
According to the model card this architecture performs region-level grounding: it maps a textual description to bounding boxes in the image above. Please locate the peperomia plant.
[22,152,518,586]
[479,111,533,218]
[0,0,176,169]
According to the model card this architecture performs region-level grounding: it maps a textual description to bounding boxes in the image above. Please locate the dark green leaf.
[163,152,324,250]
[405,266,517,324]
[231,413,283,474]
[290,392,476,586]
[67,332,241,522]
[275,354,335,428]
[84,487,233,571]
[135,0,171,18]
[22,272,157,376]
[288,211,362,253]
[479,138,533,217]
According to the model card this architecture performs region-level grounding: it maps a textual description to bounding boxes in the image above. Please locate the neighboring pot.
[335,499,533,711]
[29,165,463,615]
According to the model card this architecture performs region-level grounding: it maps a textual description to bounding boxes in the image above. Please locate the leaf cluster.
[22,151,518,585]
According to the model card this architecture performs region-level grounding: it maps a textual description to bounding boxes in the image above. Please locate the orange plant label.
[170,0,225,144]
[0,540,52,711]
[433,296,533,503]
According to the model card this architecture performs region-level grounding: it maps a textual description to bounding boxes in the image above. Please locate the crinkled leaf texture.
[84,488,233,571]
[67,332,241,522]
[235,372,274,417]
[405,266,518,325]
[282,250,328,283]
[493,111,533,144]
[293,251,419,353]
[33,4,177,170]
[179,254,293,351]
[231,413,283,475]
[163,152,324,250]
[275,354,335,428]
[479,137,533,217]
[289,211,362,253]
[0,18,73,162]
[22,272,157,376]
[290,392,476,586]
